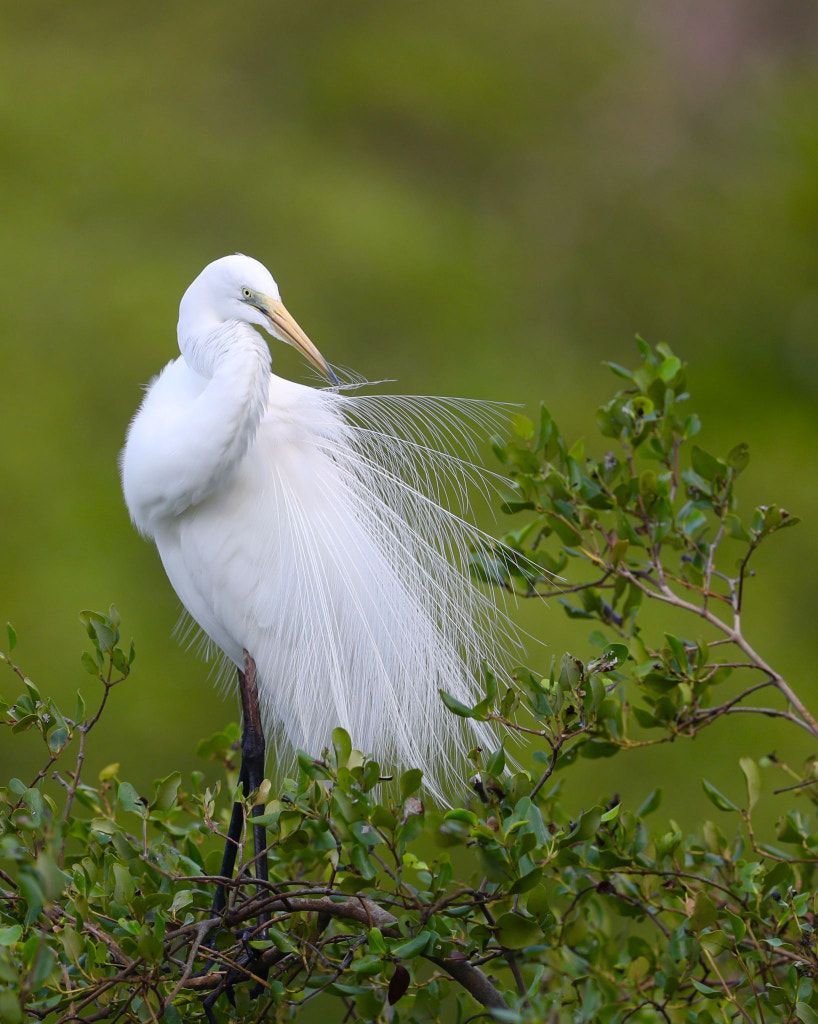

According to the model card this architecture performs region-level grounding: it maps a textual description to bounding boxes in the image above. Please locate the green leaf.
[163,1003,184,1024]
[332,727,351,767]
[439,689,475,718]
[699,929,731,954]
[657,355,681,382]
[81,651,100,675]
[796,1003,818,1024]
[59,926,83,962]
[151,771,181,811]
[559,807,602,847]
[558,654,582,690]
[512,413,535,439]
[393,930,432,959]
[664,633,688,673]
[688,891,718,932]
[6,622,17,651]
[170,890,193,915]
[636,788,662,817]
[601,803,620,822]
[0,992,22,1024]
[739,756,762,811]
[367,927,386,955]
[444,808,478,826]
[702,779,739,812]
[726,442,750,474]
[726,911,746,943]
[118,781,145,815]
[603,360,634,380]
[113,863,135,905]
[35,851,68,899]
[495,912,541,949]
[48,725,69,753]
[400,768,423,800]
[350,844,377,880]
[691,445,725,483]
[485,745,506,778]
[639,470,658,497]
[298,750,329,779]
[509,866,543,895]
[0,925,22,945]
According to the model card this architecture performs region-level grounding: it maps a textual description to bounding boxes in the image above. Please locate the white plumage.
[121,255,518,798]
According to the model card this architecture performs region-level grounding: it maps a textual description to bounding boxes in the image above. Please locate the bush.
[2,341,817,1023]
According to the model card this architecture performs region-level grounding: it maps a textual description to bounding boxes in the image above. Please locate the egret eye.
[241,287,252,300]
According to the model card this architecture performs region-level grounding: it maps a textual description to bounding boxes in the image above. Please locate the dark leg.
[212,761,248,915]
[237,651,269,909]
[212,652,268,916]
[200,652,269,1014]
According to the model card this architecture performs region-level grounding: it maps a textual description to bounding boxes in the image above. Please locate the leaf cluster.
[2,343,818,1023]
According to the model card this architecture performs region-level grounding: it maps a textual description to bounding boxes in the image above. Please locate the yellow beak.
[258,296,339,386]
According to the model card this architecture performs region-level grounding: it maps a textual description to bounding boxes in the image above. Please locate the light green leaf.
[796,1002,818,1024]
[332,727,351,767]
[657,355,681,382]
[739,756,762,810]
[0,925,22,945]
[113,863,135,905]
[367,927,386,955]
[118,781,145,815]
[702,779,739,812]
[170,890,193,915]
[0,991,22,1024]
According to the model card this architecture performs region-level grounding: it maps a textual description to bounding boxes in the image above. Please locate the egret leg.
[212,762,249,915]
[236,651,270,910]
[212,654,268,916]
[202,654,269,1000]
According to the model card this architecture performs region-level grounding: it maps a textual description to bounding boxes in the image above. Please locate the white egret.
[121,256,519,877]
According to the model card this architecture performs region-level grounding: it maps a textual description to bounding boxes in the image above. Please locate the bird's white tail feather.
[178,385,532,802]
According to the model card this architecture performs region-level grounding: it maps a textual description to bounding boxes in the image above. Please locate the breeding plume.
[121,255,517,807]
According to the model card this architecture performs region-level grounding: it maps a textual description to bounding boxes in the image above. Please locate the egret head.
[177,254,338,384]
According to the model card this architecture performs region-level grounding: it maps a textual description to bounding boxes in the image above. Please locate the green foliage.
[2,344,818,1022]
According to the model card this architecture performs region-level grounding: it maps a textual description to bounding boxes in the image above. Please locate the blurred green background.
[1,1,817,831]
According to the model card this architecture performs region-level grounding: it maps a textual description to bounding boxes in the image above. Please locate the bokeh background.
[2,1,818,833]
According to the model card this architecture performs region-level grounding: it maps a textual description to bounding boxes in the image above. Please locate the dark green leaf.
[400,768,423,800]
[393,930,432,959]
[439,689,475,718]
[151,771,181,811]
[688,891,718,932]
[636,788,662,817]
[495,912,541,949]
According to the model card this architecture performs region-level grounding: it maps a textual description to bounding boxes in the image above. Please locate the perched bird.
[121,254,519,820]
